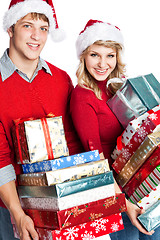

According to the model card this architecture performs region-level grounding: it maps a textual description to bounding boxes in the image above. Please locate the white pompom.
[50,28,66,42]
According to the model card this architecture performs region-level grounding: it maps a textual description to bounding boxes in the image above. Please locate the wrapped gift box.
[123,148,160,197]
[18,159,110,186]
[137,184,160,211]
[22,150,100,173]
[112,115,160,174]
[138,200,160,232]
[107,73,160,128]
[20,184,115,211]
[129,165,160,204]
[23,194,126,230]
[111,105,160,160]
[12,116,69,164]
[18,171,114,198]
[13,213,124,239]
[116,131,160,187]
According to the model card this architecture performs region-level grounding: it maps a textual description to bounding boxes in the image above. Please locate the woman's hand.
[126,199,154,236]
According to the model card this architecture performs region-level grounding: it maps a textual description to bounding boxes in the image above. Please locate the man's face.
[8,13,49,63]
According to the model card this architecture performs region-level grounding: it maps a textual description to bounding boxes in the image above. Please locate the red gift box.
[112,117,157,174]
[37,213,124,240]
[24,194,126,230]
[123,147,160,197]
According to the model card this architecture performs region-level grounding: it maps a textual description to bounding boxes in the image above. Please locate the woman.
[70,19,159,240]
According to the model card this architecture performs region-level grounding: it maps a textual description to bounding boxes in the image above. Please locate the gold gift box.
[116,131,160,187]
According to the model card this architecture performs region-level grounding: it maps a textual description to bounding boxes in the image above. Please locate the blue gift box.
[107,73,160,128]
[18,171,114,198]
[138,200,160,232]
[22,150,100,173]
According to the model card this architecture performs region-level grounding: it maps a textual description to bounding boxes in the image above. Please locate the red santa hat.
[3,0,65,42]
[76,19,124,58]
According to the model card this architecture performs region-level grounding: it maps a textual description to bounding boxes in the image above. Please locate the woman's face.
[84,44,117,81]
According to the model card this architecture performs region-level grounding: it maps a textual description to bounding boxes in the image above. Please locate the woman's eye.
[108,54,115,58]
[90,53,98,57]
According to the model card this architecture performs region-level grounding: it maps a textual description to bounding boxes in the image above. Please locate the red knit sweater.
[70,80,123,166]
[0,62,83,208]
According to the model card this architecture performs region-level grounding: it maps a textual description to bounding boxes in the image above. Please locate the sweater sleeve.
[0,121,12,169]
[70,87,103,154]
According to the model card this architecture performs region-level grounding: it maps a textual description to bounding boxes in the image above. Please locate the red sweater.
[70,80,123,166]
[0,62,83,208]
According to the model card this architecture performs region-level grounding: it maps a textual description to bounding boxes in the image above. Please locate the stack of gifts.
[107,73,160,232]
[11,115,126,239]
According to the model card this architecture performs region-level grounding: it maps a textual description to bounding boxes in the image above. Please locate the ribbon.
[41,118,54,160]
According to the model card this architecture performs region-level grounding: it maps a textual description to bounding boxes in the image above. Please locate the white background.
[0,0,160,86]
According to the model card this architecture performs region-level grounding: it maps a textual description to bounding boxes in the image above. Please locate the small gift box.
[18,171,115,198]
[111,105,160,160]
[13,213,124,239]
[116,131,160,187]
[12,116,69,164]
[129,165,160,204]
[138,200,160,232]
[107,73,160,128]
[18,159,110,186]
[123,148,160,197]
[137,184,160,211]
[23,194,126,230]
[21,150,100,173]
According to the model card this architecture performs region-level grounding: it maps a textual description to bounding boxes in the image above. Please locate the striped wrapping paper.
[129,165,160,204]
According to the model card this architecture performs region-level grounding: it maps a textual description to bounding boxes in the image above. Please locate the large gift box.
[22,150,100,173]
[123,147,160,197]
[129,165,160,204]
[112,114,160,174]
[116,131,160,187]
[23,194,126,230]
[111,106,160,160]
[107,73,160,128]
[18,171,114,198]
[13,213,124,239]
[12,116,69,164]
[19,183,115,211]
[138,200,160,232]
[18,159,110,186]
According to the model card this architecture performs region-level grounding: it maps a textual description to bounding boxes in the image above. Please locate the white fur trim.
[76,22,124,58]
[3,0,56,32]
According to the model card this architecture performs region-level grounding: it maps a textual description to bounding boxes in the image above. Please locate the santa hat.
[3,0,65,42]
[76,19,124,58]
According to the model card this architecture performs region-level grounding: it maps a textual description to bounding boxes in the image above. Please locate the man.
[0,0,83,239]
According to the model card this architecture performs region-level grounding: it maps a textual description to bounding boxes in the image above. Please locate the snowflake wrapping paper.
[116,130,160,188]
[23,194,126,230]
[129,165,160,204]
[112,113,160,174]
[123,147,160,197]
[111,105,160,160]
[20,184,115,211]
[12,116,69,164]
[13,213,124,239]
[22,150,100,174]
[18,171,114,198]
[18,159,110,186]
[138,200,160,232]
[137,184,160,211]
[107,73,160,129]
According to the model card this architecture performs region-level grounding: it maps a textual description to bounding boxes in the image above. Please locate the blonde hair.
[76,40,126,99]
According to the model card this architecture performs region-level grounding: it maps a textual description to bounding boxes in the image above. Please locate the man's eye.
[41,27,48,31]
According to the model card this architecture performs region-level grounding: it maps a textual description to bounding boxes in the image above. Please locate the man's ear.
[7,27,14,38]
